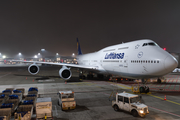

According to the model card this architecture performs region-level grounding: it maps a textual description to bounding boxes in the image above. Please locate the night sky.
[0,0,180,58]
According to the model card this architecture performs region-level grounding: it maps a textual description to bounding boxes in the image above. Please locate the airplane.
[11,38,178,93]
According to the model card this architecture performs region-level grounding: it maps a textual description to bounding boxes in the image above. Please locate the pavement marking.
[149,94,180,106]
[149,106,180,118]
[0,72,11,78]
[108,82,131,89]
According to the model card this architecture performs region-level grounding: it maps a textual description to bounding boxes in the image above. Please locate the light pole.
[41,49,45,62]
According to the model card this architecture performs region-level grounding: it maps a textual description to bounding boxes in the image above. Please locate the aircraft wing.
[10,60,98,70]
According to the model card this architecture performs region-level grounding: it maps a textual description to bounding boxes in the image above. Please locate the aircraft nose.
[164,56,178,71]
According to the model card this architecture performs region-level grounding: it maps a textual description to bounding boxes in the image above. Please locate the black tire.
[157,79,161,84]
[145,86,149,93]
[132,110,138,117]
[139,86,145,93]
[113,105,119,111]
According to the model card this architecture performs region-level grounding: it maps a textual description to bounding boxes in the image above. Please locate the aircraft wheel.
[139,86,145,93]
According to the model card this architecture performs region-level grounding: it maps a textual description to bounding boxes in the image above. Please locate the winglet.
[77,38,83,55]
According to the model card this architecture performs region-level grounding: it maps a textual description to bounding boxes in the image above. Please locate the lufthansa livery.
[12,39,178,85]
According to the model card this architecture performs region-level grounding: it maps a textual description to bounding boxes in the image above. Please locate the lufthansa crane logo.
[137,52,143,58]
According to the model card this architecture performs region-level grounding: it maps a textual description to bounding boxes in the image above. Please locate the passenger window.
[143,43,147,46]
[118,96,123,102]
[146,60,147,63]
[148,61,150,63]
[151,60,153,63]
[157,61,159,63]
[154,61,156,63]
[124,97,129,103]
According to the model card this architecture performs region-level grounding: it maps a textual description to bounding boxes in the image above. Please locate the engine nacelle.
[59,66,72,80]
[28,64,39,75]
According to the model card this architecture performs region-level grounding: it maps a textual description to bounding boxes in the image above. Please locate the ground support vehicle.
[58,91,76,110]
[0,108,11,120]
[14,105,33,120]
[36,97,53,119]
[5,88,14,94]
[12,93,23,103]
[0,94,9,105]
[13,88,25,97]
[28,87,38,97]
[112,92,149,117]
[4,98,19,114]
[1,90,12,96]
[22,96,37,107]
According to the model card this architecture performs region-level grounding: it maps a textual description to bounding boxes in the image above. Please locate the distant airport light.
[34,55,38,58]
[0,53,1,55]
[18,53,22,56]
[38,53,41,55]
[163,48,167,51]
[2,55,6,59]
[72,53,75,56]
[41,49,45,51]
[56,53,59,55]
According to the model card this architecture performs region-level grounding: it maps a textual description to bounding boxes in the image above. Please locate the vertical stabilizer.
[77,38,83,55]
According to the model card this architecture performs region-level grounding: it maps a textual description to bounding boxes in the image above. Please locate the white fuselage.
[77,39,178,79]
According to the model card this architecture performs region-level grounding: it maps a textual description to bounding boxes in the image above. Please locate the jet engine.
[59,66,72,80]
[28,64,39,75]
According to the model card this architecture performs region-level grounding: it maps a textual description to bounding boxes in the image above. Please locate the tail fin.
[77,38,83,55]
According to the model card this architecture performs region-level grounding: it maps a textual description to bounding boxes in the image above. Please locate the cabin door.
[122,56,128,73]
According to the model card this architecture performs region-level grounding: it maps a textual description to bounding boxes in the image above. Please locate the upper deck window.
[142,42,158,47]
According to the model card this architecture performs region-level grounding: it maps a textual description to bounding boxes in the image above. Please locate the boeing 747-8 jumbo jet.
[12,39,178,92]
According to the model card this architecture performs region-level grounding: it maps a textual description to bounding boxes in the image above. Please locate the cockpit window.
[142,42,158,47]
[148,42,156,46]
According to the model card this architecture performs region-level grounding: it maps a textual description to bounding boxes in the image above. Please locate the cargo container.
[4,99,19,114]
[0,94,8,105]
[12,93,23,103]
[28,87,38,97]
[14,105,33,120]
[5,88,14,94]
[2,90,11,96]
[0,108,11,120]
[15,88,25,96]
[23,96,37,107]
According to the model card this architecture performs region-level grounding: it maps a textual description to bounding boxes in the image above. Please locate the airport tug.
[112,92,149,117]
[58,91,76,110]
